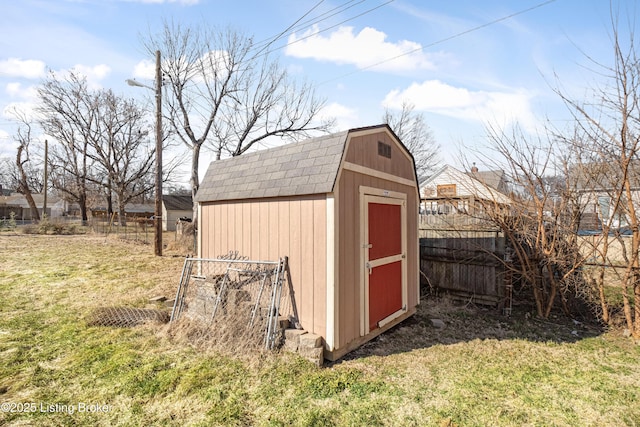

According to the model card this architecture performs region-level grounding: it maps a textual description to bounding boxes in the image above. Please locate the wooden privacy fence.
[419,214,508,306]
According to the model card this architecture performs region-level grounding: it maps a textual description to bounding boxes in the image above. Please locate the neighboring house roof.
[0,193,60,208]
[468,169,508,193]
[163,195,192,211]
[421,164,512,205]
[91,203,154,214]
[574,160,640,192]
[195,129,352,202]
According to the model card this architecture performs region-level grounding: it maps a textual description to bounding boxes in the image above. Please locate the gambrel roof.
[196,125,412,203]
[195,131,347,202]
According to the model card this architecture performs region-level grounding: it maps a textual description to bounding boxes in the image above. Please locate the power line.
[315,0,557,86]
[251,0,364,52]
[250,0,326,59]
[254,0,396,60]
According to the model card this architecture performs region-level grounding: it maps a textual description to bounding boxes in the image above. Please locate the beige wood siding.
[336,169,419,350]
[199,195,327,338]
[344,131,415,181]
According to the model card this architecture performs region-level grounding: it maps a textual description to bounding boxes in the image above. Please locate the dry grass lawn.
[1,233,639,426]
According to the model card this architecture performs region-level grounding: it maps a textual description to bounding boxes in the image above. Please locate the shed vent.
[378,141,391,158]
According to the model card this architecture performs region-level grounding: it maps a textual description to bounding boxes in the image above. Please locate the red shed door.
[364,196,406,332]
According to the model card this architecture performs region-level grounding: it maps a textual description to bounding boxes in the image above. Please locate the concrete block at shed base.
[278,316,290,330]
[298,346,324,367]
[299,333,322,349]
[284,329,307,352]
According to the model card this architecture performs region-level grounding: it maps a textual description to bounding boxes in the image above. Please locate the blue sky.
[0,0,635,182]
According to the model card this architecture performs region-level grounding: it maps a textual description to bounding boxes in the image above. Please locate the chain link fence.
[169,255,296,352]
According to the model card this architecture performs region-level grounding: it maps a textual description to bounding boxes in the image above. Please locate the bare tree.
[38,71,170,225]
[473,12,640,335]
[38,71,96,223]
[0,153,43,195]
[479,125,586,318]
[13,120,41,221]
[383,101,440,179]
[143,21,334,219]
[88,89,156,225]
[551,15,640,337]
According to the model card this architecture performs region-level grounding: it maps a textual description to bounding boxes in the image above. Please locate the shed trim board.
[195,125,420,360]
[343,161,417,188]
[325,194,336,351]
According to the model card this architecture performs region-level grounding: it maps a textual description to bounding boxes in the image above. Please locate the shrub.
[0,212,17,231]
[22,218,81,235]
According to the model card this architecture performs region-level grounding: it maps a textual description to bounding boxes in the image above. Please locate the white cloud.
[5,82,38,100]
[383,80,538,131]
[49,64,112,90]
[133,59,156,80]
[0,58,46,79]
[320,102,359,130]
[2,101,38,122]
[286,25,437,73]
[2,82,39,122]
[6,82,23,97]
[69,64,111,82]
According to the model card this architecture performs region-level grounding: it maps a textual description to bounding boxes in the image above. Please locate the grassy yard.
[1,233,639,426]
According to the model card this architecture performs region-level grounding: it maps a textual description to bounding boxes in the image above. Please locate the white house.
[420,164,511,215]
[162,195,192,231]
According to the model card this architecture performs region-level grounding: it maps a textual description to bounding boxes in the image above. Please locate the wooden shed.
[195,124,420,360]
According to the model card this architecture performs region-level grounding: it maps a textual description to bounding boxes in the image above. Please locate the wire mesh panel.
[170,256,291,351]
[86,307,170,328]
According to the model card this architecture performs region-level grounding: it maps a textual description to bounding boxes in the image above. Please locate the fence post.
[503,248,513,316]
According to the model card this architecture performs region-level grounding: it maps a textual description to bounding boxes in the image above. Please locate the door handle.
[365,262,372,275]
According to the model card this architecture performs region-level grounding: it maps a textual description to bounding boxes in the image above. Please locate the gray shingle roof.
[195,131,349,202]
[468,169,507,192]
[163,194,193,211]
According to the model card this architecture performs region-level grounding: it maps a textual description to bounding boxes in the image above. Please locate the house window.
[378,141,391,158]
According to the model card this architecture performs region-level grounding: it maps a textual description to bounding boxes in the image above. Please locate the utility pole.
[154,50,163,256]
[125,51,163,256]
[43,139,48,218]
